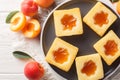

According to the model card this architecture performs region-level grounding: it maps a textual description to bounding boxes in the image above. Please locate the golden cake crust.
[46,38,78,72]
[83,2,117,36]
[53,8,83,37]
[75,54,104,80]
[94,30,120,65]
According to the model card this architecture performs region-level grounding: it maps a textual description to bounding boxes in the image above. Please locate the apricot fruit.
[21,0,38,16]
[22,19,41,38]
[24,61,44,80]
[34,0,54,8]
[10,12,26,32]
[116,1,120,15]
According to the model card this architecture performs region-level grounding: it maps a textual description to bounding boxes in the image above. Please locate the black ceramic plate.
[42,0,120,80]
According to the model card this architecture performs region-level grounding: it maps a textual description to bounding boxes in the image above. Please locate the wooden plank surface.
[0,0,33,79]
[0,0,22,12]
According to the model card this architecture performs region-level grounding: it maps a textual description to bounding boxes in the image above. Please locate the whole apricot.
[21,0,38,16]
[34,0,54,8]
[24,61,44,80]
[116,1,120,15]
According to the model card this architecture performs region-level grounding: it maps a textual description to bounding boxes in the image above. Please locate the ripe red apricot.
[21,0,38,16]
[24,61,44,80]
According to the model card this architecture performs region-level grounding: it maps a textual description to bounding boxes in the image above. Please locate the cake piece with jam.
[53,8,83,37]
[46,38,78,72]
[83,2,117,36]
[94,30,120,65]
[75,54,104,80]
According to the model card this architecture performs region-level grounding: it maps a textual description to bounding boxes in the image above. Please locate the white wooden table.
[0,0,120,80]
[0,0,68,80]
[0,0,27,79]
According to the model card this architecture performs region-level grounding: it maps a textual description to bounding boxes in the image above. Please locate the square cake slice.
[75,54,104,80]
[53,8,83,37]
[45,38,78,72]
[83,2,117,36]
[94,30,120,65]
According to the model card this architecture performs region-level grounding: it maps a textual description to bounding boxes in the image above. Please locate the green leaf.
[110,0,119,2]
[13,51,32,59]
[6,10,19,23]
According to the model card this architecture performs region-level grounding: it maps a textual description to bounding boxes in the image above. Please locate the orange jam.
[94,11,108,27]
[104,40,118,56]
[53,48,69,64]
[81,60,97,76]
[61,14,76,30]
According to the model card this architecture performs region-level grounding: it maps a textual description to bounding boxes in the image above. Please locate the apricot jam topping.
[104,40,118,56]
[53,48,69,64]
[61,14,76,30]
[94,11,108,27]
[81,60,97,76]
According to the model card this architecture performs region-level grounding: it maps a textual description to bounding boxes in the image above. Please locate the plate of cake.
[41,0,120,80]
